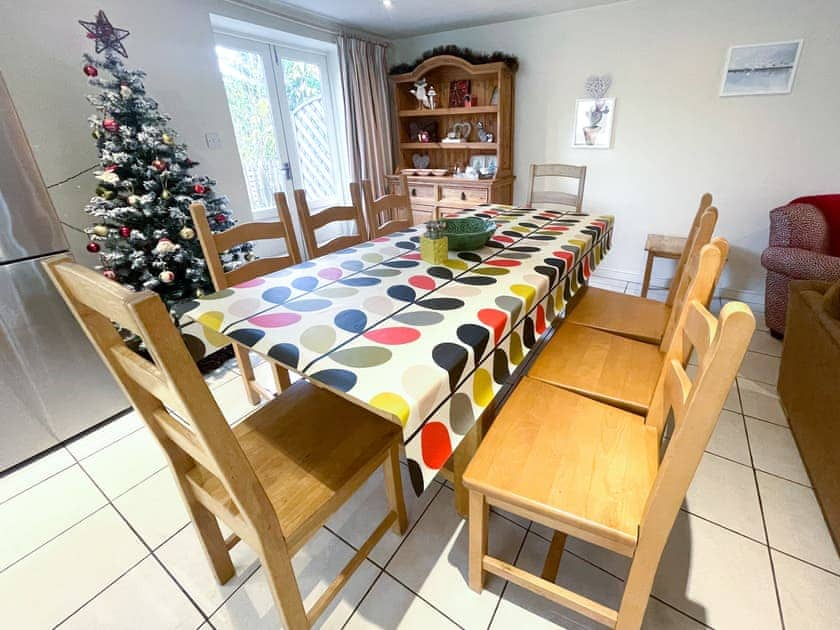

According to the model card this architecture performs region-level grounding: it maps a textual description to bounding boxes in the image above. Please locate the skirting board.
[593,266,765,306]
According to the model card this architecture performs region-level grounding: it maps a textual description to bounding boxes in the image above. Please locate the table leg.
[641,251,655,298]
[453,415,487,518]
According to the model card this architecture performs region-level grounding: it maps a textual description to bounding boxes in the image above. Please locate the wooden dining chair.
[362,175,413,237]
[295,184,368,259]
[190,196,302,405]
[529,239,728,415]
[43,254,407,630]
[464,298,755,630]
[526,163,587,214]
[566,198,718,345]
[642,192,714,298]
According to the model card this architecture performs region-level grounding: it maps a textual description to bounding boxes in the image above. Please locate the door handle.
[281,161,293,180]
[460,191,467,201]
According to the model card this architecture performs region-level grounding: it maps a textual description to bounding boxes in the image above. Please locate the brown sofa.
[778,279,840,551]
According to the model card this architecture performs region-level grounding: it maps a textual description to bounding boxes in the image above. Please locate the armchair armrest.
[761,247,840,280]
[769,203,830,252]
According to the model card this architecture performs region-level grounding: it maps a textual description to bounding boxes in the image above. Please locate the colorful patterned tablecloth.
[182,205,614,494]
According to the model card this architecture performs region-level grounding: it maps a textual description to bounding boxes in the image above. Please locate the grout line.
[678,508,767,547]
[485,518,531,630]
[65,451,213,626]
[377,570,467,629]
[107,465,171,503]
[770,547,840,579]
[743,405,787,630]
[0,459,78,508]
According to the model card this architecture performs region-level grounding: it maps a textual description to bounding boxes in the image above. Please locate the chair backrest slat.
[526,163,587,214]
[42,254,283,542]
[660,234,727,352]
[189,194,301,291]
[363,175,413,238]
[295,183,367,258]
[665,193,715,305]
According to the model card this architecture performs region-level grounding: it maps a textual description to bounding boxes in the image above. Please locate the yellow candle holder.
[420,234,449,265]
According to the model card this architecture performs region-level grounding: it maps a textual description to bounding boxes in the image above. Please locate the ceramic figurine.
[410,78,431,109]
[427,85,437,110]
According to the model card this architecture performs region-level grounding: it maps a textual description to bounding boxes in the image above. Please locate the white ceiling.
[268,0,626,38]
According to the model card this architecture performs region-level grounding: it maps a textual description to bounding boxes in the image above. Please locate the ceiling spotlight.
[383,0,393,8]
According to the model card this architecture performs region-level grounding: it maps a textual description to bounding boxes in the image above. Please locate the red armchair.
[761,195,840,336]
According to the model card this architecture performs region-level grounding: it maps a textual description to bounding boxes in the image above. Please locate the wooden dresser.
[389,55,516,225]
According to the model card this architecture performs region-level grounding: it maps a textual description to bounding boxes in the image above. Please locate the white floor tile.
[625,282,642,296]
[705,410,751,465]
[739,378,787,426]
[211,528,378,630]
[757,472,840,574]
[386,486,527,629]
[738,351,781,386]
[748,330,784,357]
[0,446,75,504]
[653,511,782,630]
[346,571,459,629]
[0,506,147,630]
[57,555,203,630]
[746,418,810,485]
[687,365,740,412]
[80,428,167,499]
[684,453,765,542]
[156,523,259,616]
[772,550,840,630]
[113,468,190,549]
[213,376,265,424]
[588,277,628,292]
[0,465,106,570]
[66,410,145,460]
[204,359,241,389]
[528,524,633,582]
[326,465,440,566]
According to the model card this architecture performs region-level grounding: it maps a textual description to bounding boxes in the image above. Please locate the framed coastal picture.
[572,97,615,149]
[720,40,803,96]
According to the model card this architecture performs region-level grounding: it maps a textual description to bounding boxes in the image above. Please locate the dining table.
[181,204,614,513]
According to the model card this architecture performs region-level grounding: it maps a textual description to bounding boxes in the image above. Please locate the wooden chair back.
[526,163,587,214]
[620,298,755,623]
[660,235,728,351]
[362,174,413,237]
[665,193,715,304]
[42,255,284,552]
[295,184,367,259]
[189,196,301,291]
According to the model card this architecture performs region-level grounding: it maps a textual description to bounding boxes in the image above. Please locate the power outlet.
[205,132,222,150]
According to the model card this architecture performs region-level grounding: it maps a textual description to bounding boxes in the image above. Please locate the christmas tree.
[80,11,252,315]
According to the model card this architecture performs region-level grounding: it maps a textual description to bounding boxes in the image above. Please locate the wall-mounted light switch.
[205,132,222,150]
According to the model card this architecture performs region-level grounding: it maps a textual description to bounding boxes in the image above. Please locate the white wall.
[0,0,345,262]
[391,0,840,298]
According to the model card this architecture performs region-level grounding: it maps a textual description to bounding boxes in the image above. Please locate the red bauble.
[119,226,131,238]
[193,183,206,195]
[103,270,116,280]
[83,64,98,77]
[151,159,167,172]
[102,118,119,133]
[104,164,118,172]
[86,241,101,253]
[215,213,227,223]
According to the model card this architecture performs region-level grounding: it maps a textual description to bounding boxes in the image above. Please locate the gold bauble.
[162,133,174,145]
[179,226,195,240]
[128,194,141,206]
[161,189,171,200]
[93,224,109,237]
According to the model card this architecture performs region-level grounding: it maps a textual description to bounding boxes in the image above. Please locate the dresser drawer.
[411,204,434,226]
[440,185,489,204]
[406,183,436,200]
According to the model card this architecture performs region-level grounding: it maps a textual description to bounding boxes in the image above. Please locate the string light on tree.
[78,9,253,316]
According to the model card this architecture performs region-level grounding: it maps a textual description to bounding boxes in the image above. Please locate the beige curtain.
[337,35,395,197]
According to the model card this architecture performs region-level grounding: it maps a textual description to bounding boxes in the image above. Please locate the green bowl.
[442,217,497,251]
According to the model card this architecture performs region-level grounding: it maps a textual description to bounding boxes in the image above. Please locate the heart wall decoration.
[412,153,430,169]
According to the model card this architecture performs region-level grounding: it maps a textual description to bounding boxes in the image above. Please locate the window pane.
[280,58,339,206]
[215,46,285,215]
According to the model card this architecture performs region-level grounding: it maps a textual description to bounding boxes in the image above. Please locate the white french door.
[214,32,347,256]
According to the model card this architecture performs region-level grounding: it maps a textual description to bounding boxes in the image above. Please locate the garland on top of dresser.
[389,45,519,75]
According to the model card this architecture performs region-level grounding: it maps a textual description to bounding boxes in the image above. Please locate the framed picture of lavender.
[720,40,803,97]
[572,97,615,149]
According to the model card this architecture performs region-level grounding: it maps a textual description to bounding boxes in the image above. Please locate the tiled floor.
[1,280,838,629]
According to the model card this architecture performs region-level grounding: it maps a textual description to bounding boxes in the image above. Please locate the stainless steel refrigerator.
[0,73,127,472]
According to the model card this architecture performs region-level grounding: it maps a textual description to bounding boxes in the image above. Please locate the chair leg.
[272,363,291,393]
[468,490,489,592]
[541,531,567,582]
[615,547,660,630]
[260,543,310,630]
[189,502,235,584]
[383,443,408,535]
[640,251,655,298]
[232,343,261,405]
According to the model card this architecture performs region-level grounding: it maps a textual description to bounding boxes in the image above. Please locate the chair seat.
[644,234,687,258]
[529,322,664,414]
[565,287,671,344]
[188,379,400,551]
[463,377,658,553]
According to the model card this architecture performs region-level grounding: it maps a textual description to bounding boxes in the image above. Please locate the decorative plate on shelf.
[402,168,418,175]
[416,169,432,176]
[431,169,449,176]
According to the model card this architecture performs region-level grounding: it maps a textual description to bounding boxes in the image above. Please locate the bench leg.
[640,251,655,298]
